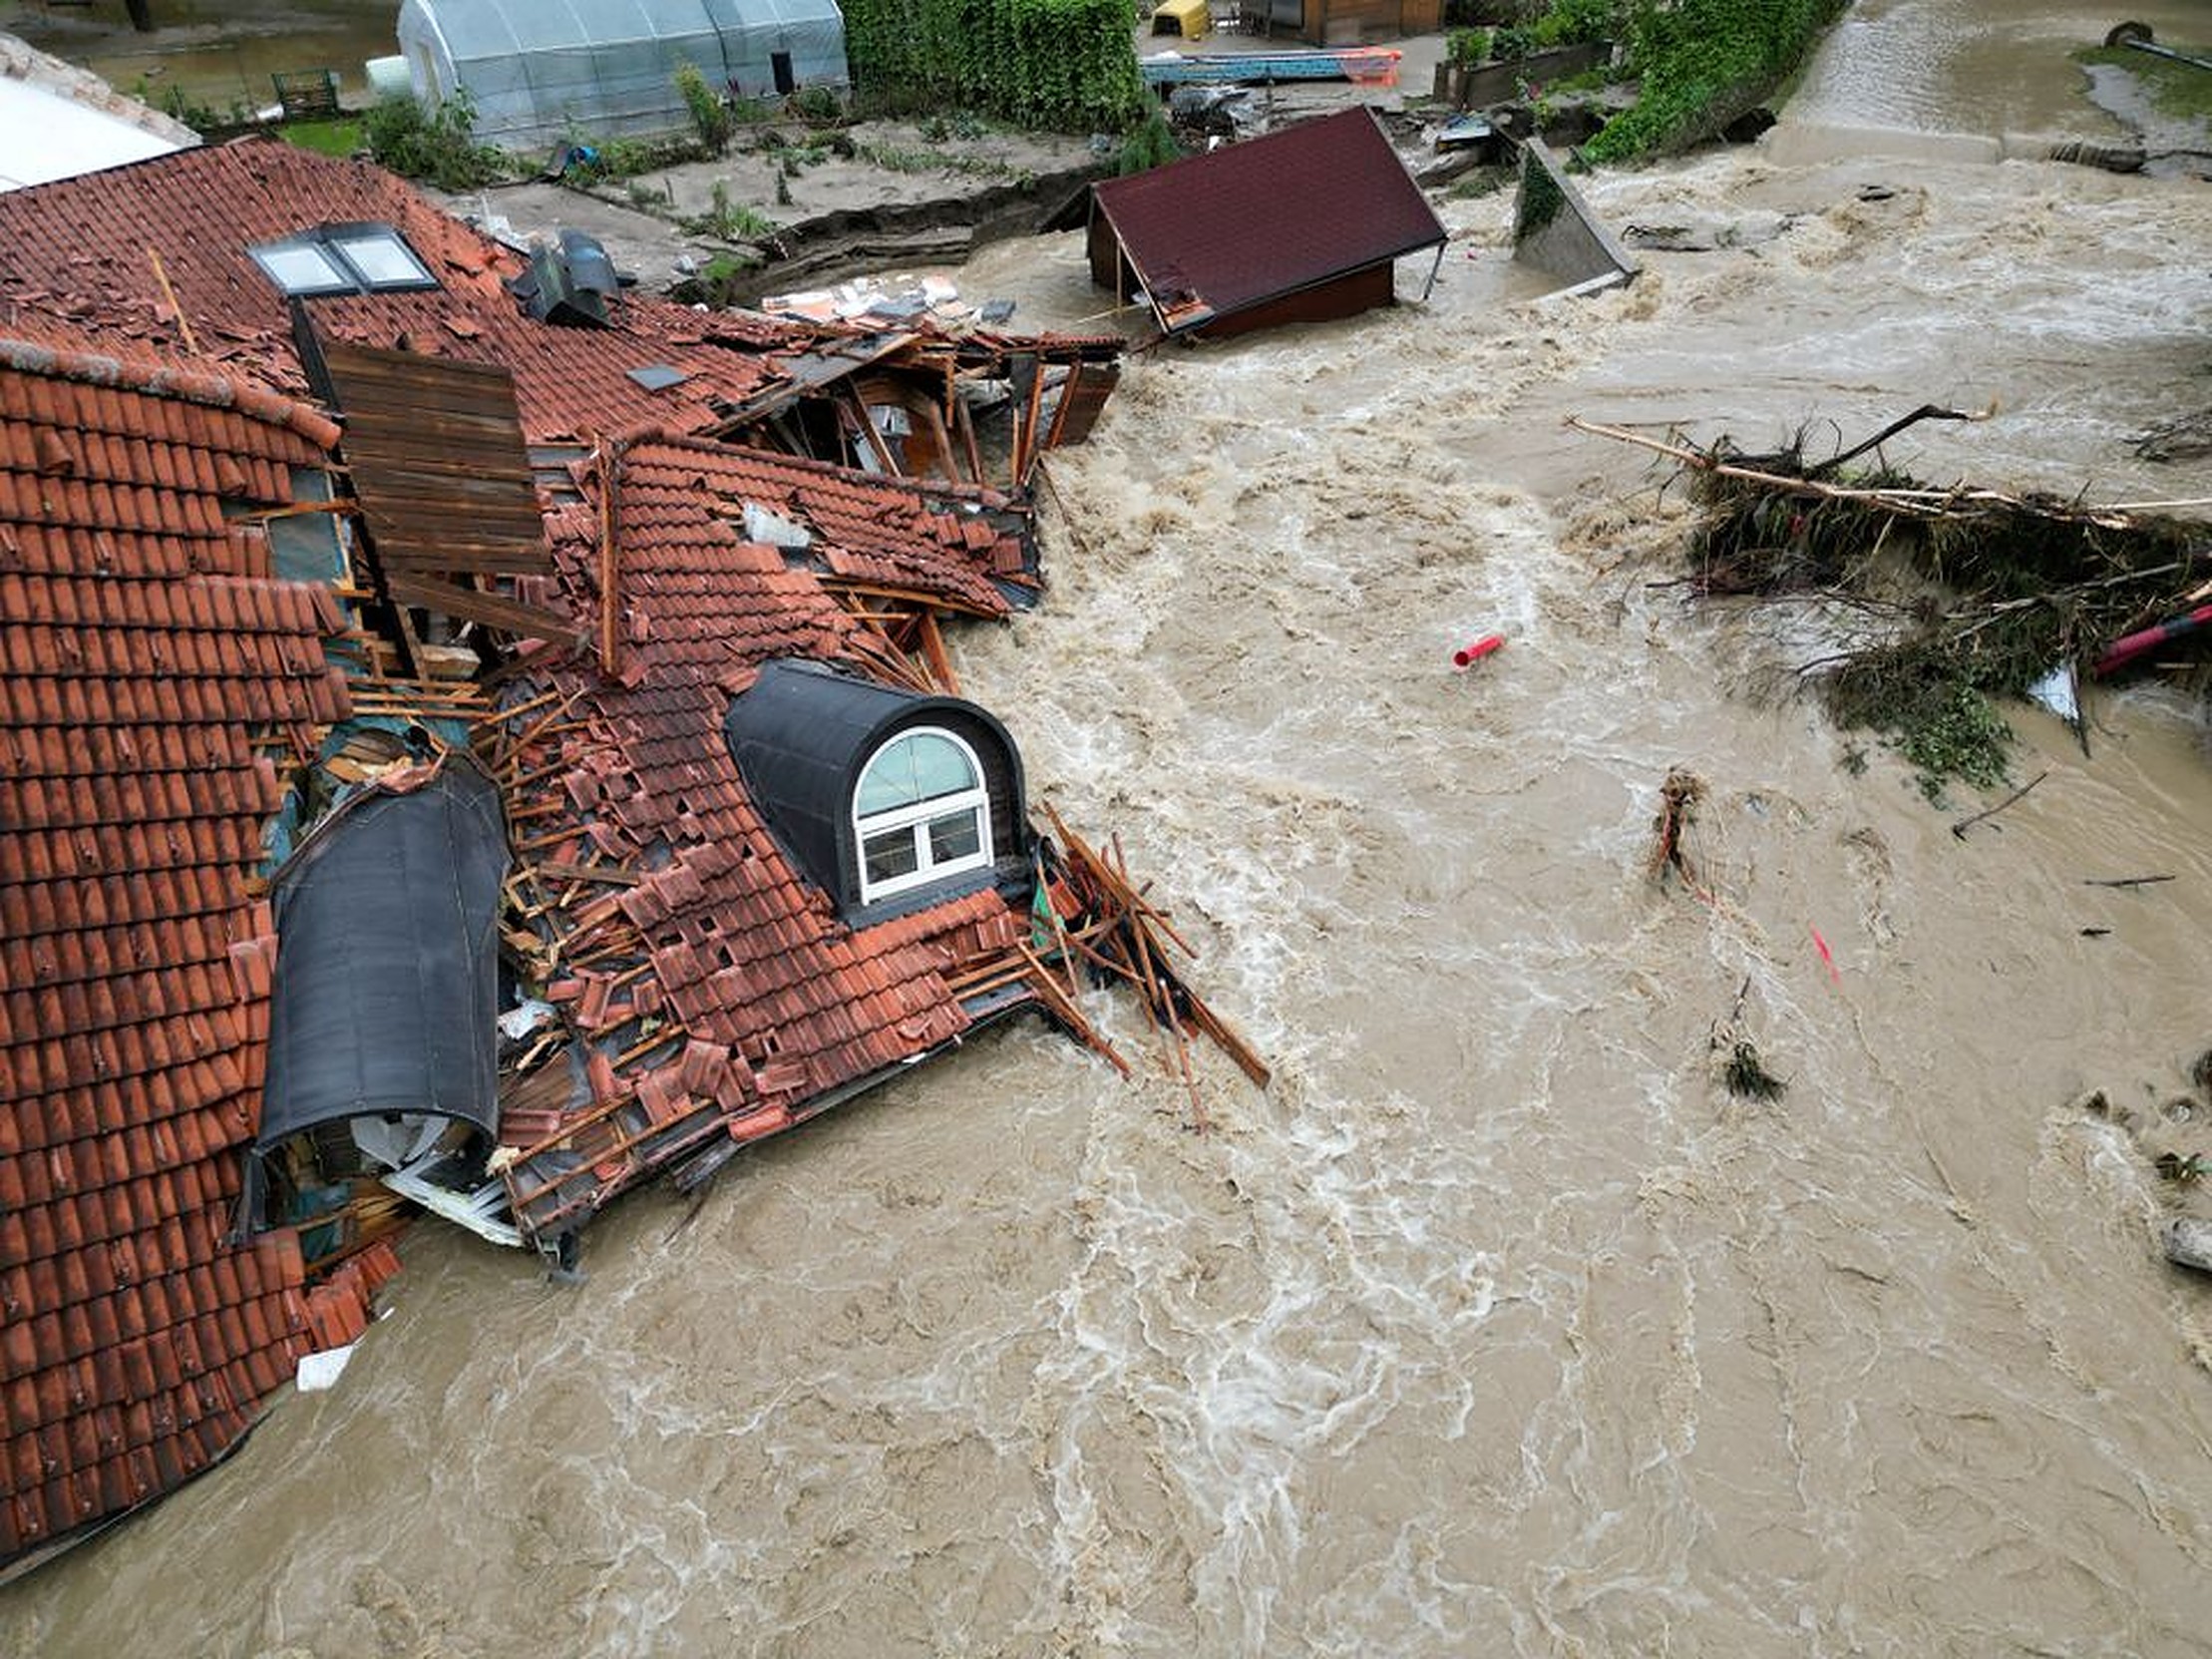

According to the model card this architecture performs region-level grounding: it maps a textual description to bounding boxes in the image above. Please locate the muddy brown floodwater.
[10,5,2212,1656]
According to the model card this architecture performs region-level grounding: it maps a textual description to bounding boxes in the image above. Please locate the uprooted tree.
[1577,410,2212,797]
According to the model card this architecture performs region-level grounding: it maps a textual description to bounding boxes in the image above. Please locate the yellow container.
[1149,0,1213,41]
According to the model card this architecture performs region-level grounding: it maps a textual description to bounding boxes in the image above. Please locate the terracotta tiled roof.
[618,434,1029,612]
[0,338,386,1568]
[0,141,791,443]
[1090,107,1446,329]
[491,447,1033,1237]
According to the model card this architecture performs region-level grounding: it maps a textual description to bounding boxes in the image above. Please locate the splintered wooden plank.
[386,572,581,645]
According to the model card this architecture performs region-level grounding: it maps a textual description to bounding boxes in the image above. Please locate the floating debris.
[1648,765,1708,892]
[1711,978,1787,1101]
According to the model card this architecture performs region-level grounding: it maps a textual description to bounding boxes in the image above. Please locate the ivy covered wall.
[843,0,1147,131]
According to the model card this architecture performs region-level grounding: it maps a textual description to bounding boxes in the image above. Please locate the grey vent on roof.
[510,229,619,327]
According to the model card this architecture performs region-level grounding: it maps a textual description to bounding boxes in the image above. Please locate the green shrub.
[365,90,507,191]
[684,181,777,241]
[1585,0,1847,161]
[675,61,732,154]
[1490,0,1618,60]
[1447,27,1492,66]
[1114,107,1181,175]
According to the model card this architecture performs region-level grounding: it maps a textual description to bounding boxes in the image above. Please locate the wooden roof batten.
[316,334,577,647]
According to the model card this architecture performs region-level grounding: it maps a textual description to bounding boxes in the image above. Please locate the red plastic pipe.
[1452,634,1506,669]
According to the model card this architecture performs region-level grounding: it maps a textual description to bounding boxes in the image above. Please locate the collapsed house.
[1052,107,1447,341]
[0,138,1238,1575]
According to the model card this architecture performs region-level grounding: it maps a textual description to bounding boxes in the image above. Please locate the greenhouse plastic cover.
[398,0,849,149]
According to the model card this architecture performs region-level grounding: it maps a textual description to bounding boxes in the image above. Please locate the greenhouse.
[395,0,849,151]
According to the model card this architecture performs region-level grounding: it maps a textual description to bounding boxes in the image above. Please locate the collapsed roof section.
[1073,107,1448,339]
[0,337,400,1571]
[0,136,1174,1574]
[481,437,1050,1244]
[0,140,1118,474]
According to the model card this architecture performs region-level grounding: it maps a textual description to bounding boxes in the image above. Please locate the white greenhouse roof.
[412,0,845,60]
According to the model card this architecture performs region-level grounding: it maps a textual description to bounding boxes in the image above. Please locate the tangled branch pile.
[1578,414,2212,793]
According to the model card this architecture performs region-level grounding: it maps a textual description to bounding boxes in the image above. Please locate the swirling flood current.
[11,3,2212,1654]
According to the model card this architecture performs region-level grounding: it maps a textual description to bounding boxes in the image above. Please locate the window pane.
[856,735,921,816]
[250,242,354,295]
[858,731,981,818]
[927,810,981,864]
[333,231,434,289]
[863,827,919,884]
[909,734,977,802]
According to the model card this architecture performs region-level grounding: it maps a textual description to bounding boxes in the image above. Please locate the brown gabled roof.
[1091,107,1446,333]
[0,141,790,443]
[0,337,394,1571]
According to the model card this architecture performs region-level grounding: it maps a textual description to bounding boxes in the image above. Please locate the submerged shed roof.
[1090,107,1446,334]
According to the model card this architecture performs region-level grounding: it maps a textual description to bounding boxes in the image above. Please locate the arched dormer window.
[854,727,992,903]
[723,659,1027,921]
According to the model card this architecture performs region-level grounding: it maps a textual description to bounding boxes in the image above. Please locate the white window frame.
[853,727,993,906]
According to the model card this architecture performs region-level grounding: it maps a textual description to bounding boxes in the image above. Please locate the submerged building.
[0,138,1172,1574]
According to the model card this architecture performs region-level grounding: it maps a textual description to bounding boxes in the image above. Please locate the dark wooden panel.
[1049,363,1120,446]
[319,339,553,622]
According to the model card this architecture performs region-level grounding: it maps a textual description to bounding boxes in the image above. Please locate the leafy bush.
[843,0,1144,131]
[790,85,844,122]
[1114,107,1181,175]
[1447,28,1493,66]
[365,91,508,191]
[1584,0,1847,161]
[675,61,732,154]
[1490,0,1618,60]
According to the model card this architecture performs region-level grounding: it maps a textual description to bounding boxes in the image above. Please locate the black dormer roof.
[723,659,1027,922]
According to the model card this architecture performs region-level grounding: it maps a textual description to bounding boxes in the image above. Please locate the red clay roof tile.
[0,342,357,1565]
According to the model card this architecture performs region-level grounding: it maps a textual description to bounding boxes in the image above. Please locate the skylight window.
[248,224,440,298]
[330,230,435,288]
[250,242,355,296]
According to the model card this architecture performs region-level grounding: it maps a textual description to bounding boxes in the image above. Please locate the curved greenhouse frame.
[396,0,849,151]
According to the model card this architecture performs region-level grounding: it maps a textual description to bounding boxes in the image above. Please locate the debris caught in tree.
[1571,412,2212,794]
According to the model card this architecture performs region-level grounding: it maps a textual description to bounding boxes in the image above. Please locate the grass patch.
[2076,43,2212,122]
[278,119,363,159]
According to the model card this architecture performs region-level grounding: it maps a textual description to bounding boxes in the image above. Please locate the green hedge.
[1584,0,1847,161]
[844,0,1145,131]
